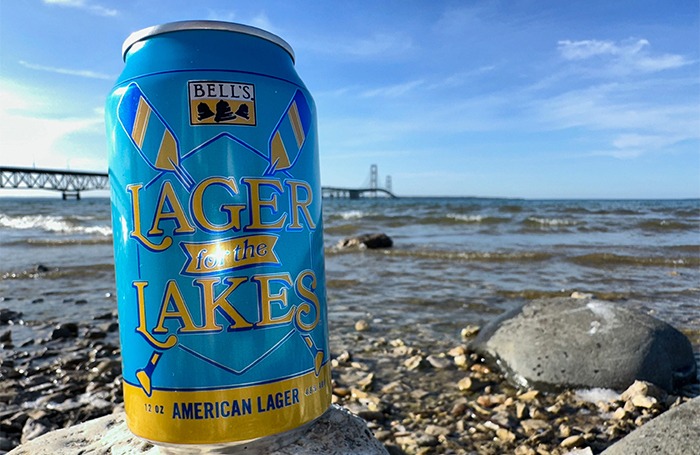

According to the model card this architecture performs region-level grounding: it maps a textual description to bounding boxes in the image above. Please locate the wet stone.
[50,323,78,340]
[0,309,22,325]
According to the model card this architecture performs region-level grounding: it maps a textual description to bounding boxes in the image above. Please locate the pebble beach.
[0,305,695,454]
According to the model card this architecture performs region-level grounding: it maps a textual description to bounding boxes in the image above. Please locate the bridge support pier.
[62,191,81,200]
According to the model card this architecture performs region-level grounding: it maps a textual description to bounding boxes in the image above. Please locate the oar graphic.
[135,351,162,397]
[117,83,196,190]
[265,90,312,175]
[300,333,325,377]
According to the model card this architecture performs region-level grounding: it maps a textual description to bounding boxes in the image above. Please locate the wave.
[446,213,510,224]
[571,253,700,268]
[1,263,115,281]
[497,205,523,213]
[327,247,552,263]
[19,238,114,247]
[0,213,112,236]
[496,289,634,301]
[637,219,698,232]
[338,210,365,220]
[522,217,580,228]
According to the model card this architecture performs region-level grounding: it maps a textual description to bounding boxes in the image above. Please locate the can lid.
[122,20,295,63]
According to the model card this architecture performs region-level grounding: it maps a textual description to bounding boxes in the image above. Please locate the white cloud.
[537,84,698,135]
[360,80,424,98]
[42,0,117,17]
[531,83,699,159]
[19,61,114,80]
[558,38,647,60]
[557,38,691,74]
[0,80,104,169]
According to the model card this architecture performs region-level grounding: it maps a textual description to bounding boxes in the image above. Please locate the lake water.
[1,196,699,356]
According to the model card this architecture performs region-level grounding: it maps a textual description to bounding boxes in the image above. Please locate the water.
[1,196,699,355]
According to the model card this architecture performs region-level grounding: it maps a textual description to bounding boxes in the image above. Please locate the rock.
[631,394,657,409]
[620,380,666,403]
[571,291,594,299]
[496,427,517,443]
[355,319,371,332]
[338,233,393,249]
[601,396,700,455]
[460,325,481,339]
[469,298,697,392]
[0,309,22,325]
[566,448,594,455]
[404,355,426,371]
[426,354,451,369]
[457,376,485,392]
[20,419,53,443]
[50,323,79,340]
[560,434,585,449]
[8,405,388,454]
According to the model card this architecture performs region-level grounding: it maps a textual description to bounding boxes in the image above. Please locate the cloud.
[248,12,277,34]
[302,32,413,59]
[42,0,117,17]
[0,79,104,169]
[584,134,686,160]
[360,80,424,98]
[531,83,699,159]
[557,38,691,74]
[558,38,646,60]
[19,61,114,80]
[536,83,698,135]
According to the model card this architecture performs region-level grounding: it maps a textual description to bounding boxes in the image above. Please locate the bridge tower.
[370,164,378,190]
[385,175,392,193]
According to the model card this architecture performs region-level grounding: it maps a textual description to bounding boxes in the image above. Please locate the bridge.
[0,164,396,200]
[322,164,397,199]
[0,166,109,199]
[322,186,396,199]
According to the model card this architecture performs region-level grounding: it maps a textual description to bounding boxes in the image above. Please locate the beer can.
[104,21,331,448]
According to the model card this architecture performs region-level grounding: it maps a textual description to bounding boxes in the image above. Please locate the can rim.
[122,20,295,63]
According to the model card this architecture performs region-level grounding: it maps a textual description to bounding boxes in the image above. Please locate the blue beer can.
[104,21,330,447]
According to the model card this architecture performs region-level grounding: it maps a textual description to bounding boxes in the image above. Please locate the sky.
[0,0,698,199]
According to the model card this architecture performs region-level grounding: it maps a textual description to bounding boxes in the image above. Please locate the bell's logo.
[188,81,256,126]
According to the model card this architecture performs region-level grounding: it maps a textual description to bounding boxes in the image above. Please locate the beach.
[1,196,699,453]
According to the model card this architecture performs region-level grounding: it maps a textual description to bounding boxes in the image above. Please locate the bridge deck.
[0,166,109,199]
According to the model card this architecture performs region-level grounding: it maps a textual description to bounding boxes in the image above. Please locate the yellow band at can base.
[123,363,331,444]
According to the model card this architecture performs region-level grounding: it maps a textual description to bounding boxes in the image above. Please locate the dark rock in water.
[601,396,700,455]
[35,264,50,273]
[469,298,697,393]
[339,233,393,249]
[0,309,22,325]
[50,323,79,340]
[0,330,11,342]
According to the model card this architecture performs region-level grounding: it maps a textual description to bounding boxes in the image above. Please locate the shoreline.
[1,309,696,454]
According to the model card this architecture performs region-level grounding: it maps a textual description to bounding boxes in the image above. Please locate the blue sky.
[0,0,698,198]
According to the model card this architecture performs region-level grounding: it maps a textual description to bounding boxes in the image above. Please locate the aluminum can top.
[122,20,295,63]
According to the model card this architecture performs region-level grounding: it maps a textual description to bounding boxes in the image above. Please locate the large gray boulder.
[602,396,700,454]
[470,298,697,392]
[8,405,388,455]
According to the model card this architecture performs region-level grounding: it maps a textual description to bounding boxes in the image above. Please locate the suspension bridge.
[0,164,397,199]
[321,164,397,199]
